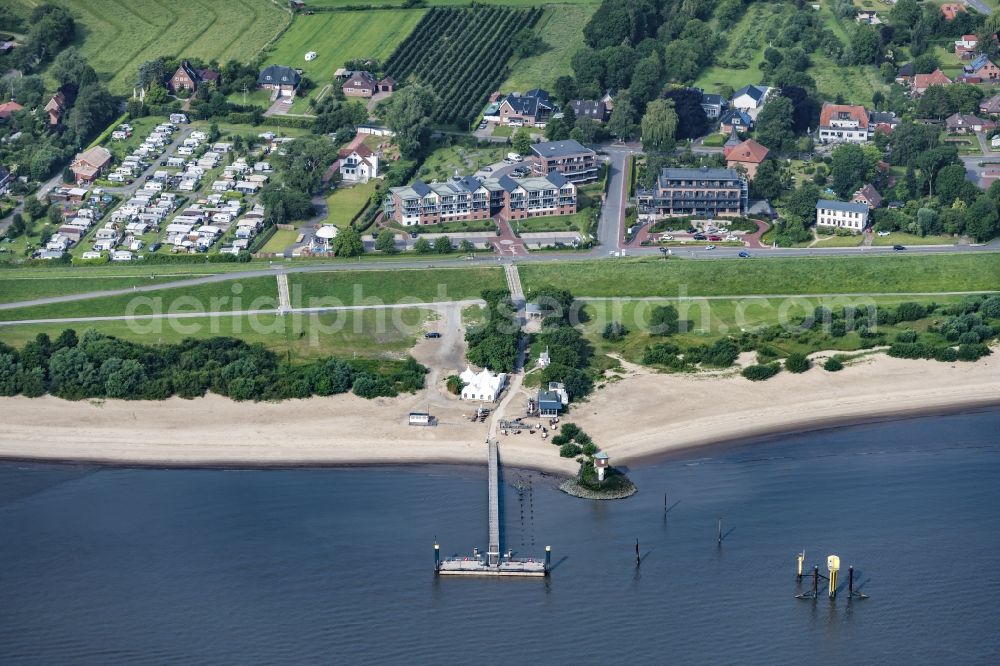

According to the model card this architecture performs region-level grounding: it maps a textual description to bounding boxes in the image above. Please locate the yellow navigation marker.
[827,554,841,598]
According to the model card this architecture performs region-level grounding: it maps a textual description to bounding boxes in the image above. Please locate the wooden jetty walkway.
[436,440,548,577]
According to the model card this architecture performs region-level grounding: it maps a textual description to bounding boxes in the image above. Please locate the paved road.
[965,0,992,15]
[598,145,635,251]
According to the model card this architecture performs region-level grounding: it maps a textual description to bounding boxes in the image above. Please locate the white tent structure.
[459,366,507,402]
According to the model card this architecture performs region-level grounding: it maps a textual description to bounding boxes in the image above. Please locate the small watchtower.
[594,451,610,481]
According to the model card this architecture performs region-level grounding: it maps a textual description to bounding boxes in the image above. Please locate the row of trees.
[527,287,595,401]
[465,290,520,373]
[383,6,542,127]
[0,330,427,402]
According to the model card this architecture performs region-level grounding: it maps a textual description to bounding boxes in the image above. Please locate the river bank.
[0,352,998,474]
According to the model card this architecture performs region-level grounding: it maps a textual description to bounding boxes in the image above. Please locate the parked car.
[661,234,674,241]
[877,230,891,237]
[149,242,162,252]
[738,251,750,258]
[893,244,906,251]
[409,232,418,239]
[424,332,442,339]
[708,235,722,241]
[483,166,492,172]
[693,234,707,241]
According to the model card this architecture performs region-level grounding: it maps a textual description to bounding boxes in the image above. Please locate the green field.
[0,277,278,322]
[326,180,378,227]
[520,254,1000,297]
[419,145,508,180]
[0,308,431,361]
[0,275,181,305]
[47,0,290,94]
[265,9,425,93]
[259,229,300,254]
[289,267,504,304]
[502,4,597,92]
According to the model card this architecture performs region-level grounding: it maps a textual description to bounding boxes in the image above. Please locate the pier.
[436,440,549,577]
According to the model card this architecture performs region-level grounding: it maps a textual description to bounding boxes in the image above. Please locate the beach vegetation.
[445,374,463,395]
[741,363,781,381]
[0,329,427,402]
[465,289,520,373]
[784,353,810,373]
[823,357,845,372]
[601,321,629,342]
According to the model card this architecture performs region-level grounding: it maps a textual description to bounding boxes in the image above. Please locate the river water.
[1,409,999,664]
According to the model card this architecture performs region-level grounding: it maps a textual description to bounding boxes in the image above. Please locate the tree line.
[0,330,428,402]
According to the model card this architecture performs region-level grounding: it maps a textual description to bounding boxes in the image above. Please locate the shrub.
[823,357,844,371]
[896,302,927,321]
[742,363,781,381]
[957,343,990,361]
[445,374,463,395]
[559,443,583,458]
[784,353,810,373]
[933,347,959,362]
[602,321,629,342]
[887,342,929,359]
[896,329,918,343]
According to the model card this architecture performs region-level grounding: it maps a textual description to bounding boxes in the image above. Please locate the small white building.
[816,200,869,233]
[459,366,508,402]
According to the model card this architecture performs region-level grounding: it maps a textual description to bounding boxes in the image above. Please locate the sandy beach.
[1,350,998,475]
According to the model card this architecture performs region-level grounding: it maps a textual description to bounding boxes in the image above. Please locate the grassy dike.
[519,254,1000,297]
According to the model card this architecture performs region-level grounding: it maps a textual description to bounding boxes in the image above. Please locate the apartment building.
[817,103,870,144]
[530,139,598,183]
[385,172,576,226]
[636,166,748,218]
[815,199,869,232]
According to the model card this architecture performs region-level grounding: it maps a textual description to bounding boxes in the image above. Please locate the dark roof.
[531,139,592,160]
[537,390,562,407]
[733,85,767,103]
[497,174,518,192]
[546,171,569,188]
[660,166,743,183]
[897,62,915,77]
[720,109,752,125]
[869,111,898,125]
[568,100,606,120]
[411,180,431,197]
[701,93,725,107]
[502,89,553,116]
[258,65,301,86]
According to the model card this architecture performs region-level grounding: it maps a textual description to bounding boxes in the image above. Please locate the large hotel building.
[385,172,577,226]
[637,166,748,217]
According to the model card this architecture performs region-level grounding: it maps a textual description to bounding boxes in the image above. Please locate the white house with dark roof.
[816,200,869,232]
[730,85,772,120]
[700,92,726,119]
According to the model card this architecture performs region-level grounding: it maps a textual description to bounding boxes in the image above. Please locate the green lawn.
[514,209,594,237]
[502,4,598,92]
[519,254,1000,297]
[0,277,278,322]
[0,275,182,305]
[418,145,507,180]
[260,229,300,254]
[811,233,864,248]
[0,308,431,361]
[50,0,289,95]
[289,266,504,304]
[326,180,378,227]
[870,232,958,246]
[265,9,424,94]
